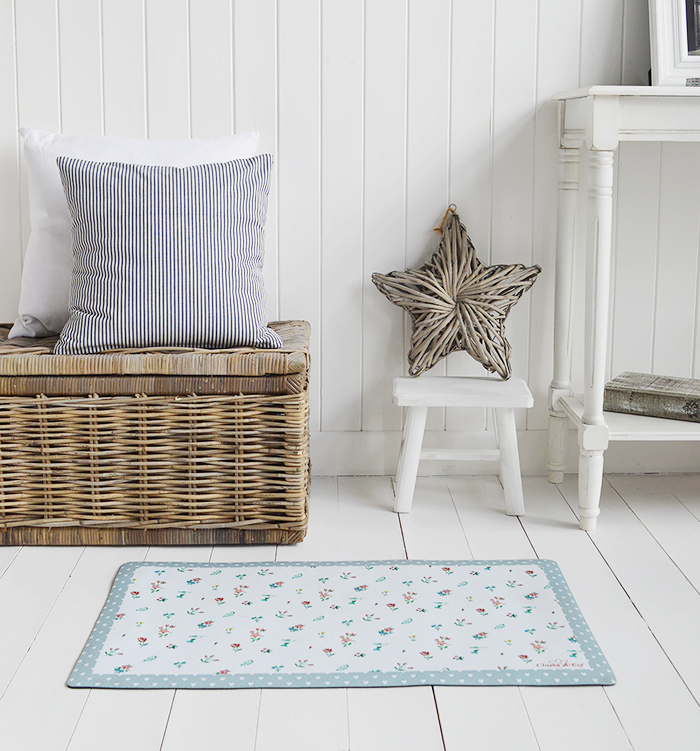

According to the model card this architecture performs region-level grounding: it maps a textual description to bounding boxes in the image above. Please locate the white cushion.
[9,127,259,338]
[53,155,282,354]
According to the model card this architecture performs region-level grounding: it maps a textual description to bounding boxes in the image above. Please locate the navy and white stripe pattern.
[54,155,282,354]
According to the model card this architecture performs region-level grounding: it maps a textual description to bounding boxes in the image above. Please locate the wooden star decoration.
[372,207,541,379]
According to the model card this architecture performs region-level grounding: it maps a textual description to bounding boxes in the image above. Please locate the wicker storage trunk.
[0,321,310,545]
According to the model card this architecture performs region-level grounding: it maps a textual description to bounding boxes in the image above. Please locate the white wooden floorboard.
[347,687,444,751]
[564,476,700,701]
[606,474,700,593]
[0,546,20,578]
[669,473,700,522]
[0,546,148,751]
[0,546,84,695]
[256,688,350,751]
[160,689,261,751]
[398,476,472,560]
[435,686,539,751]
[534,476,700,751]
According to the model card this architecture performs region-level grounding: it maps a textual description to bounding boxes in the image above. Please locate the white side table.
[393,376,533,515]
[548,86,700,531]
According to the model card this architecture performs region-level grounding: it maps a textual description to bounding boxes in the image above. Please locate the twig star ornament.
[372,207,541,379]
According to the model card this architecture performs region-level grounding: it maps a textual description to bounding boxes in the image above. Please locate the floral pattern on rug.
[69,560,615,688]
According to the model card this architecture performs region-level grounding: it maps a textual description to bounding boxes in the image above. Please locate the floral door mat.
[68,559,615,688]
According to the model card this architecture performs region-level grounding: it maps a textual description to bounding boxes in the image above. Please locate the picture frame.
[649,0,700,85]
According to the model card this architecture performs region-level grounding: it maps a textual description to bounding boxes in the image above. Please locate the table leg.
[548,147,580,484]
[578,149,613,531]
[393,405,428,513]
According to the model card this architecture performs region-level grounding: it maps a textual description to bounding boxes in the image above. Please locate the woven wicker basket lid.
[0,320,310,377]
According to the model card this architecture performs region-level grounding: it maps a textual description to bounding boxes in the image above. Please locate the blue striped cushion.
[53,155,283,354]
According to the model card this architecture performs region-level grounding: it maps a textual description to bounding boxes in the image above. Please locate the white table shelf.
[548,86,700,530]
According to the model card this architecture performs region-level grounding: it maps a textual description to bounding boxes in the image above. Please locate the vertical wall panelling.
[145,0,191,139]
[578,0,624,86]
[491,0,538,428]
[234,0,279,320]
[14,0,61,287]
[6,0,700,474]
[444,0,496,434]
[58,0,103,135]
[277,0,322,431]
[653,144,700,377]
[609,142,660,378]
[320,0,364,431]
[101,0,147,138]
[361,0,408,433]
[621,0,651,86]
[528,0,582,431]
[405,0,451,433]
[189,0,234,139]
[0,0,21,323]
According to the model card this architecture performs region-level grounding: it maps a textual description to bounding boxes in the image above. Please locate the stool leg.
[495,407,525,516]
[394,405,428,513]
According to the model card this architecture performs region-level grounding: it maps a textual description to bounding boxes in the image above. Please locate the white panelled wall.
[2,0,700,476]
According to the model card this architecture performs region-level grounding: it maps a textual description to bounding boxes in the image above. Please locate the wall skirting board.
[310,430,700,477]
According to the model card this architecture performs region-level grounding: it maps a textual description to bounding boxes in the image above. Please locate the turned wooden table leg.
[548,146,580,484]
[578,149,614,531]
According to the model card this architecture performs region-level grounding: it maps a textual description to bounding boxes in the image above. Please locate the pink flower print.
[230,644,242,651]
[214,597,225,606]
[476,608,487,616]
[506,580,522,588]
[197,621,214,629]
[395,662,414,671]
[130,591,140,599]
[186,578,202,585]
[295,659,313,668]
[437,589,451,596]
[114,664,132,673]
[340,572,356,579]
[156,597,166,602]
[166,644,177,650]
[362,613,379,621]
[257,568,272,576]
[354,585,368,592]
[187,607,203,615]
[531,640,546,653]
[250,628,266,641]
[419,651,433,660]
[403,592,416,603]
[354,652,366,658]
[472,632,488,640]
[301,601,312,609]
[104,647,122,657]
[269,581,284,589]
[116,613,125,620]
[490,597,505,609]
[525,570,536,577]
[435,636,451,650]
[319,589,334,600]
[441,567,453,574]
[378,627,394,636]
[421,577,437,584]
[158,625,174,637]
[518,654,532,663]
[218,669,231,674]
[233,585,249,597]
[340,632,356,646]
[288,624,304,632]
[150,581,165,593]
[524,592,539,600]
[323,648,334,657]
[137,637,148,647]
[200,655,219,663]
[386,603,398,611]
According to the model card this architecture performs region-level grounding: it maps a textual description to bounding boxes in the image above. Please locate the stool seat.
[392,376,533,515]
[393,376,534,408]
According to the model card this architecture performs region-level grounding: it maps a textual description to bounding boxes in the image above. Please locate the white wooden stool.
[393,376,534,515]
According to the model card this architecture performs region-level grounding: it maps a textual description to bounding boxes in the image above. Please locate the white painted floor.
[1,473,700,750]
